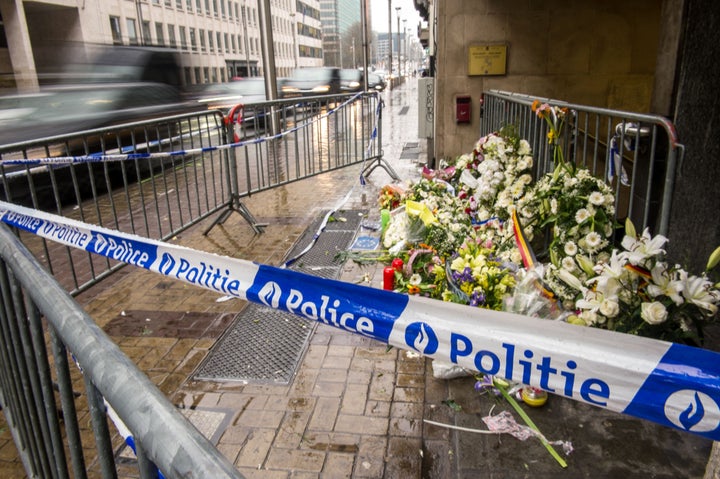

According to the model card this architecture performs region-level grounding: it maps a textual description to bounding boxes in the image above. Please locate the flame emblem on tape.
[664,389,720,433]
[404,322,438,355]
[258,281,282,309]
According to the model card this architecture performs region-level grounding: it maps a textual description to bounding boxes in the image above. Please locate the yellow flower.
[407,285,421,295]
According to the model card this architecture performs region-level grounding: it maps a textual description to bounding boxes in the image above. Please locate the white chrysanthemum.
[589,191,605,205]
[564,241,578,256]
[561,256,577,271]
[575,208,592,224]
[409,274,423,286]
[518,139,531,156]
[584,231,603,249]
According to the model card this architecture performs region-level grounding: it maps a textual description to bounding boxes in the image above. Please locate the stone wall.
[433,0,661,160]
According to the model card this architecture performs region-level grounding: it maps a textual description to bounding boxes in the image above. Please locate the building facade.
[0,0,324,91]
[318,0,359,67]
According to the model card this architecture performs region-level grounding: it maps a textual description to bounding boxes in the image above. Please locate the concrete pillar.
[0,0,39,91]
[666,0,720,276]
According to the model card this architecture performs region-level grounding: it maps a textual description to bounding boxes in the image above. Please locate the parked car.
[281,67,341,97]
[339,69,363,93]
[367,73,386,91]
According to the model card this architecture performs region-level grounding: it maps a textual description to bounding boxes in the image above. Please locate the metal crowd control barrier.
[480,90,685,238]
[0,92,383,296]
[0,223,243,479]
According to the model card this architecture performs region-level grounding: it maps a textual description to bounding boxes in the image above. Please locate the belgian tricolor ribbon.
[512,208,538,269]
[512,209,555,300]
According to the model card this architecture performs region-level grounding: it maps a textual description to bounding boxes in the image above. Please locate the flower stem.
[497,385,568,468]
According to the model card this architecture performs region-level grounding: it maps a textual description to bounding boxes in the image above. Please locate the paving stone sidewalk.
[0,80,715,479]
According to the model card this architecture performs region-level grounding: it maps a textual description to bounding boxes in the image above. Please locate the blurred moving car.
[194,77,280,124]
[367,73,386,91]
[339,69,363,93]
[0,82,198,146]
[281,67,341,97]
[196,77,291,129]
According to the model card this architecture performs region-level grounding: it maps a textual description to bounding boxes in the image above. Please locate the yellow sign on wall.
[468,45,507,76]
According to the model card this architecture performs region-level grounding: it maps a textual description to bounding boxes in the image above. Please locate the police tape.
[2,200,719,441]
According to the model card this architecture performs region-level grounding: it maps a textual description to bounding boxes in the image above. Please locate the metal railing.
[0,92,383,296]
[481,90,685,237]
[0,223,244,479]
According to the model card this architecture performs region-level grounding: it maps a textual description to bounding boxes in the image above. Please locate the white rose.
[599,299,620,318]
[641,301,668,325]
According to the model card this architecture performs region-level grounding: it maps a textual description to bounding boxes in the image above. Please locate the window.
[142,21,151,45]
[155,22,164,45]
[224,33,229,53]
[179,26,187,49]
[231,35,236,53]
[127,18,138,45]
[190,27,197,51]
[199,29,206,51]
[167,24,176,47]
[109,16,122,44]
[208,31,214,52]
[216,32,222,52]
[176,0,183,8]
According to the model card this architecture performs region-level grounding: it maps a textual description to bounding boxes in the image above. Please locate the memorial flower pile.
[375,118,720,345]
[558,220,720,343]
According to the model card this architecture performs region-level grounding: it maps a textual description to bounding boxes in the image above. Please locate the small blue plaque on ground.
[351,235,379,250]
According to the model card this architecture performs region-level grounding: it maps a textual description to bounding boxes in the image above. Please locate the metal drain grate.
[193,305,315,383]
[193,209,367,384]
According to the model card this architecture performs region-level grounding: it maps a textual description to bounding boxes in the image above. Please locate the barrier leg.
[362,154,400,182]
[203,194,268,235]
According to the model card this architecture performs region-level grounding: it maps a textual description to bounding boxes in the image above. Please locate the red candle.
[383,267,395,290]
[391,258,404,271]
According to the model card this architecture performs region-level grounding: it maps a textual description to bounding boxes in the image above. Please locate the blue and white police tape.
[0,92,372,167]
[2,200,719,441]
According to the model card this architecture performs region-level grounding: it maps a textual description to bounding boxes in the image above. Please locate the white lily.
[646,263,684,305]
[621,228,668,265]
[683,274,720,315]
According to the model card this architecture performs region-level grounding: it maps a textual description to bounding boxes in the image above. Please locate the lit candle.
[383,267,395,290]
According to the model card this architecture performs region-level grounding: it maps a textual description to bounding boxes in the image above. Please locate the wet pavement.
[0,80,715,478]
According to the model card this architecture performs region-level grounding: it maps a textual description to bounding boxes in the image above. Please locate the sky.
[370,0,424,36]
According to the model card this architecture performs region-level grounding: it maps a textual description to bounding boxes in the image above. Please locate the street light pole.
[402,19,407,76]
[387,0,392,75]
[395,6,400,76]
[290,12,297,70]
[242,0,251,76]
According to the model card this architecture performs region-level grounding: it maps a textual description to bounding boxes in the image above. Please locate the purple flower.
[469,291,485,306]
